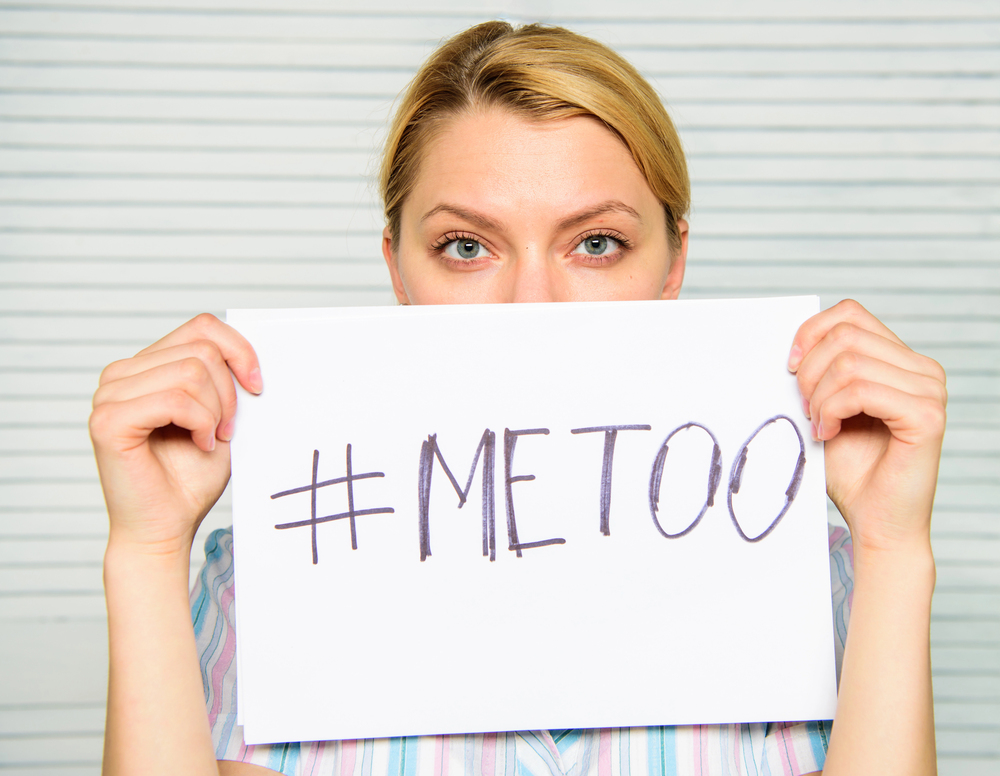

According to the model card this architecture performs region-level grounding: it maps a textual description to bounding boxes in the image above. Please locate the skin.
[94,108,942,776]
[382,110,686,305]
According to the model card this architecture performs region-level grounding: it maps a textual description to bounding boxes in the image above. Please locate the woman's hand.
[788,299,946,554]
[792,300,941,774]
[90,313,262,555]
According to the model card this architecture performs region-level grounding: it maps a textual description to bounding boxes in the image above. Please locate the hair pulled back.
[379,21,690,254]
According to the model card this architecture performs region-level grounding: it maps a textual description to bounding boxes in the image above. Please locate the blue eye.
[444,238,489,260]
[574,235,620,256]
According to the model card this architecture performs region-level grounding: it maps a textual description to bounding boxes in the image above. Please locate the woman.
[91,21,944,776]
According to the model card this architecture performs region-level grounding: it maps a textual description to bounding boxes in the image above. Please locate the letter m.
[418,430,497,562]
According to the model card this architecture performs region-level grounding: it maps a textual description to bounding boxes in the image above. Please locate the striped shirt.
[191,526,854,776]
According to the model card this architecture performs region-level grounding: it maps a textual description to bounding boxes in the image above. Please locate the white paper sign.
[228,297,837,745]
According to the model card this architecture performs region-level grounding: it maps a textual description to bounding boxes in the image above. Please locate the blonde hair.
[379,21,690,254]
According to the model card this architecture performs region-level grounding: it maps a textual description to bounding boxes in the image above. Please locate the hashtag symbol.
[271,445,395,564]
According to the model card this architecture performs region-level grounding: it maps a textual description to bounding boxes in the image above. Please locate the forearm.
[103,539,220,776]
[822,539,936,776]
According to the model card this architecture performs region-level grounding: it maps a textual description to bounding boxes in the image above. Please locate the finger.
[94,358,225,436]
[812,379,947,447]
[99,341,238,441]
[89,389,222,454]
[137,313,262,395]
[789,299,904,373]
[796,324,947,413]
[806,351,948,423]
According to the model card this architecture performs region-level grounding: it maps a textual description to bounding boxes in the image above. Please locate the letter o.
[648,422,723,539]
[727,415,806,543]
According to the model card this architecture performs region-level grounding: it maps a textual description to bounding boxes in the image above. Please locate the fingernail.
[788,345,802,372]
[817,421,824,441]
[208,435,216,452]
[801,396,811,419]
[248,367,263,394]
[220,419,234,442]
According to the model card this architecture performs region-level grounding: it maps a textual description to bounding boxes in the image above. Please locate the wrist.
[847,510,933,561]
[105,509,199,558]
[104,533,194,586]
[852,537,936,597]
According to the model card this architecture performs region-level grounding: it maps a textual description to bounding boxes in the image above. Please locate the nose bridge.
[510,242,558,303]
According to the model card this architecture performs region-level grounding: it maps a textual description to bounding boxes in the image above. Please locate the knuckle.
[192,312,221,330]
[836,298,866,318]
[831,351,860,378]
[192,338,224,365]
[848,379,870,402]
[921,399,947,434]
[178,356,209,386]
[165,388,189,410]
[91,383,108,410]
[935,380,949,408]
[829,321,857,347]
[99,359,126,386]
[181,341,223,376]
[88,404,113,441]
[927,357,947,386]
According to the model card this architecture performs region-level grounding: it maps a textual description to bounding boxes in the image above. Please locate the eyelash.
[429,229,634,265]
[575,229,631,248]
[572,229,632,265]
[430,231,490,255]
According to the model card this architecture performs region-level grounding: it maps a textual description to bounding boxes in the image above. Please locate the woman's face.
[383,108,687,305]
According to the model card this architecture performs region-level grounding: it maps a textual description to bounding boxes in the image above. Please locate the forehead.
[406,108,659,219]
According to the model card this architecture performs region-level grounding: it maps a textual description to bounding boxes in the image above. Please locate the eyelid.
[571,228,632,250]
[431,230,496,255]
[568,229,631,267]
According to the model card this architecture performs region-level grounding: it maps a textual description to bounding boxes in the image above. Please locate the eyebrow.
[420,200,643,233]
[556,200,643,232]
[420,204,506,233]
